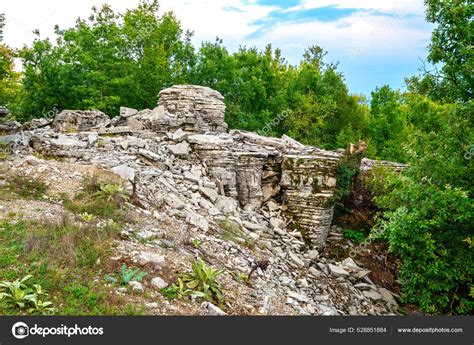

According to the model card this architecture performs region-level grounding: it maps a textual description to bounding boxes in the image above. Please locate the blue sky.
[3,0,434,96]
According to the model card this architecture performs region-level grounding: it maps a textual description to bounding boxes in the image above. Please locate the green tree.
[0,14,20,111]
[366,85,408,161]
[373,100,473,314]
[408,0,473,102]
[17,1,195,121]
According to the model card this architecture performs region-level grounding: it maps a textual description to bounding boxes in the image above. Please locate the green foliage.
[163,260,225,304]
[342,229,366,243]
[15,1,194,120]
[64,174,128,219]
[182,259,225,303]
[0,275,55,314]
[161,278,189,300]
[119,264,147,286]
[93,183,129,205]
[366,86,408,162]
[371,101,474,314]
[423,0,473,102]
[0,215,127,315]
[1,175,48,200]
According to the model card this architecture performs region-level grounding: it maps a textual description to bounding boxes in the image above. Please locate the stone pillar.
[234,152,267,211]
[281,152,342,248]
[188,134,238,198]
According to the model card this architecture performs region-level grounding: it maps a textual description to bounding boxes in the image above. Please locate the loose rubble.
[0,84,403,315]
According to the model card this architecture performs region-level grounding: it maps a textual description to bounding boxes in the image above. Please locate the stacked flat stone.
[156,85,228,133]
[53,110,110,132]
[281,152,343,248]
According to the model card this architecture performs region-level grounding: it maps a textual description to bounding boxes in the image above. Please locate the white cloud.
[158,0,278,50]
[252,12,431,61]
[285,0,426,15]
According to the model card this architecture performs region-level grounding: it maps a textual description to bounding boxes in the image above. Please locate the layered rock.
[281,152,342,248]
[3,85,407,249]
[53,110,110,132]
[1,84,407,316]
[151,85,228,134]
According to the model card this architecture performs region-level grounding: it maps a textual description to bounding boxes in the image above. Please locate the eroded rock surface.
[0,84,404,316]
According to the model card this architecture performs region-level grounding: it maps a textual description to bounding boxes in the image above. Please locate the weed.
[120,265,147,285]
[0,275,55,315]
[192,239,201,249]
[0,217,130,315]
[342,229,366,243]
[161,278,189,300]
[1,175,47,200]
[182,259,225,303]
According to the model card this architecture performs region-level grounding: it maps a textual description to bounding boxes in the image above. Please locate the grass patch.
[0,216,138,315]
[0,174,48,201]
[342,229,367,243]
[63,173,129,220]
[216,218,255,249]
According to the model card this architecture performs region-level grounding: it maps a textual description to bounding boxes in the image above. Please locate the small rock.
[270,217,286,230]
[363,289,383,301]
[287,291,308,303]
[120,107,138,118]
[168,142,190,156]
[136,251,165,268]
[328,264,349,278]
[151,277,169,289]
[24,155,42,166]
[145,302,159,309]
[201,302,226,316]
[288,252,305,268]
[308,250,319,260]
[199,186,218,202]
[186,212,209,232]
[129,281,144,293]
[112,164,135,181]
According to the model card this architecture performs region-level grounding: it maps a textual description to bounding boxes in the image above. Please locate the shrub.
[342,229,366,243]
[119,265,147,286]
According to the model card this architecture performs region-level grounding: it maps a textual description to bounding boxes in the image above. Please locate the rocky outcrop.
[151,85,227,134]
[281,152,341,248]
[4,85,403,250]
[1,84,407,316]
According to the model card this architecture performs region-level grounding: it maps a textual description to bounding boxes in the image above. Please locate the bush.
[182,259,225,303]
[371,101,474,314]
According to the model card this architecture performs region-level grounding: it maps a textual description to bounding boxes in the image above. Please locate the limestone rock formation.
[4,85,402,249]
[152,85,227,133]
[53,110,110,132]
[0,84,406,316]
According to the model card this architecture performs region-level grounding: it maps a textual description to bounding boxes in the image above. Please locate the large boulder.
[148,85,228,134]
[53,110,110,132]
